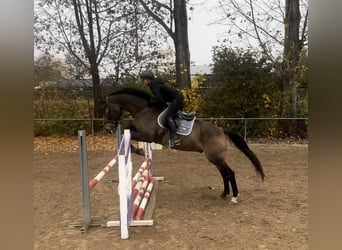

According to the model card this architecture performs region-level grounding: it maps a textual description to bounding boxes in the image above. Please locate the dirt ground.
[34,137,308,250]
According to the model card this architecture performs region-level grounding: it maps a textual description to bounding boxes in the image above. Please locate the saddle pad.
[157,108,196,136]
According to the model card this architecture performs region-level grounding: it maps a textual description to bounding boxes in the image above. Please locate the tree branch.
[137,0,175,40]
[231,0,282,45]
[249,0,280,70]
[73,0,91,57]
[151,0,172,12]
[85,0,97,62]
[98,20,114,65]
[300,9,308,50]
[93,1,102,62]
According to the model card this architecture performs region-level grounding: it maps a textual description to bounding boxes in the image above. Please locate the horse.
[104,87,265,203]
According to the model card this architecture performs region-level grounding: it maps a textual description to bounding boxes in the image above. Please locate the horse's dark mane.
[108,87,152,101]
[108,87,167,109]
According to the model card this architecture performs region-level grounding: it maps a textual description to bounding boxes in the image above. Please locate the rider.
[140,70,183,147]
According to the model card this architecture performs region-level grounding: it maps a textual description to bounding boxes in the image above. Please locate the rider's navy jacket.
[149,78,183,103]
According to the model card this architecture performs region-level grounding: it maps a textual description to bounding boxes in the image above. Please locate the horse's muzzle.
[105,122,117,134]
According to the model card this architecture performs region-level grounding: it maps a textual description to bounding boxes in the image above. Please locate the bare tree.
[35,0,126,118]
[71,0,105,118]
[137,0,191,88]
[216,0,308,117]
[35,0,170,119]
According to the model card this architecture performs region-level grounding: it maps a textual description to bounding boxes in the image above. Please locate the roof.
[190,65,213,75]
[40,78,115,89]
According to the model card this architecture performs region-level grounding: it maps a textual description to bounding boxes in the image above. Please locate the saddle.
[157,108,196,136]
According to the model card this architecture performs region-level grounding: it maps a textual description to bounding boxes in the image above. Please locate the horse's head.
[104,104,122,134]
[104,87,167,134]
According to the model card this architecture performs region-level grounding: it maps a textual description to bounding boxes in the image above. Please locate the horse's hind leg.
[210,159,239,200]
[226,165,239,203]
[214,163,230,198]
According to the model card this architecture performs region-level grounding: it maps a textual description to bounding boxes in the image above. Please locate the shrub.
[34,88,93,136]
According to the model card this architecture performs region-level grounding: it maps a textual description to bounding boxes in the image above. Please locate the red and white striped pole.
[131,158,150,187]
[88,156,118,190]
[132,176,150,217]
[135,178,156,220]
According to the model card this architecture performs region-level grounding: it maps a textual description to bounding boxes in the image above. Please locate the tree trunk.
[173,0,191,88]
[282,0,300,117]
[137,0,191,88]
[90,66,103,119]
[280,0,301,136]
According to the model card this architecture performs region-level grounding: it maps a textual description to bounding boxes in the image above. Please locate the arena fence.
[34,117,308,140]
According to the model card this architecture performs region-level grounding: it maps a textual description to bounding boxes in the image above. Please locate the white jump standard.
[105,130,158,239]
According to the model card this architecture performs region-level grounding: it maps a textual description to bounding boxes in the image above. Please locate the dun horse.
[104,87,265,202]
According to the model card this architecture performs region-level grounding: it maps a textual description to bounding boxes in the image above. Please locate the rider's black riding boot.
[166,117,181,147]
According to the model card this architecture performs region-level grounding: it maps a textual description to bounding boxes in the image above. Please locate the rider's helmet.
[140,71,155,80]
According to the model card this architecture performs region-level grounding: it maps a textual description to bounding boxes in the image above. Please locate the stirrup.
[177,111,196,121]
[168,137,181,148]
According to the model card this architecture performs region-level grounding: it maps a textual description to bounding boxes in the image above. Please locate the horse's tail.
[225,130,265,181]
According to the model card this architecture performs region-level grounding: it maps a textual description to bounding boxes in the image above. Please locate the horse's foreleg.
[120,125,144,156]
[130,144,145,156]
[124,125,159,155]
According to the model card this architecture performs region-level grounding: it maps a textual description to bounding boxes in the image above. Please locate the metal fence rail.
[34,117,308,140]
[197,117,308,140]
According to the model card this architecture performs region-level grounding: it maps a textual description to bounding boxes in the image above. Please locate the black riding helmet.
[140,71,155,80]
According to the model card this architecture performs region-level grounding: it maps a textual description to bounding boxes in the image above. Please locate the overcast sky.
[188,1,227,66]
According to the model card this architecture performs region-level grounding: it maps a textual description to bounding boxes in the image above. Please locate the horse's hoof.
[136,149,145,156]
[231,197,238,203]
[230,194,239,203]
[220,193,229,199]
